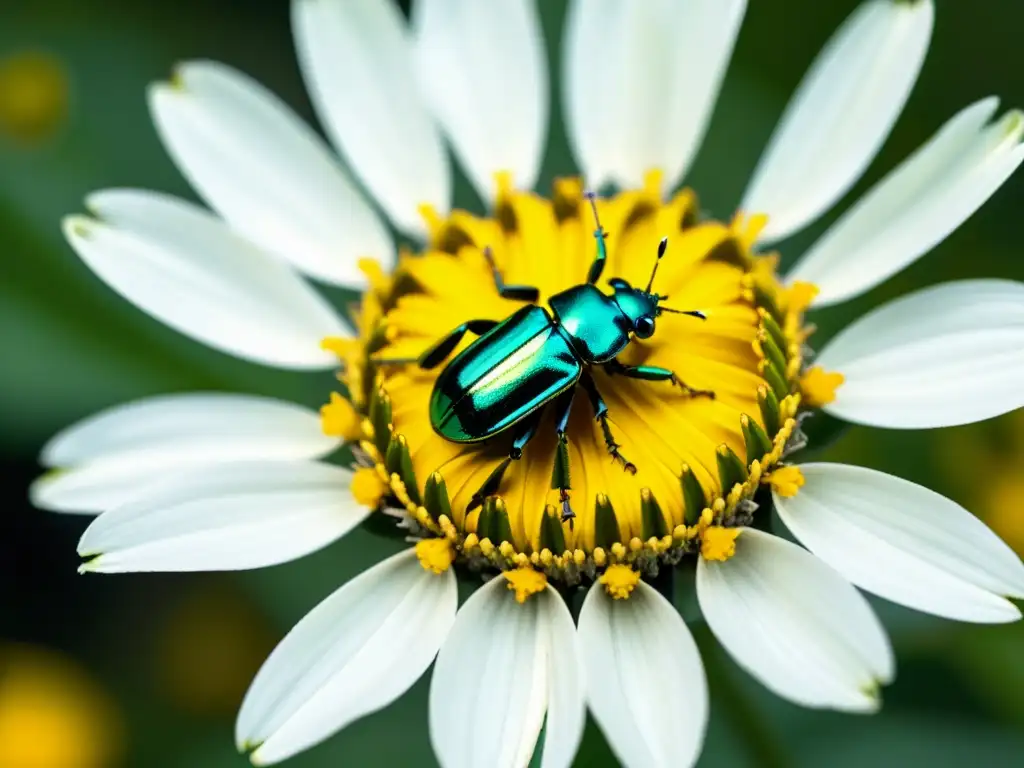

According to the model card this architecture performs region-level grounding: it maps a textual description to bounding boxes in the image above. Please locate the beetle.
[378,194,712,527]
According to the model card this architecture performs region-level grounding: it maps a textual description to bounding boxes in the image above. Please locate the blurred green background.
[2,1,1023,766]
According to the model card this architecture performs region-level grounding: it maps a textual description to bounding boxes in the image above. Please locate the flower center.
[324,173,815,586]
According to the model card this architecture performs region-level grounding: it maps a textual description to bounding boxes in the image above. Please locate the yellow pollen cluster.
[415,538,455,574]
[800,366,844,407]
[768,466,806,497]
[350,467,389,508]
[701,527,741,561]
[600,564,641,599]
[503,568,548,603]
[320,392,362,441]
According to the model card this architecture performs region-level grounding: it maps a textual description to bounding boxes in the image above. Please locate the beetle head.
[610,280,661,339]
[610,237,706,339]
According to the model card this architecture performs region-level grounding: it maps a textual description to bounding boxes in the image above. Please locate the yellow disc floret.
[351,467,389,508]
[768,466,806,498]
[701,527,742,562]
[321,392,363,441]
[503,567,548,603]
[326,178,815,584]
[415,538,455,575]
[600,564,641,599]
[800,366,844,407]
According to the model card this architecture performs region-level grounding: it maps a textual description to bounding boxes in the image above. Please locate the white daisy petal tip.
[789,97,1024,307]
[741,0,934,243]
[238,549,456,765]
[74,462,365,573]
[775,463,1024,623]
[61,190,350,370]
[33,393,341,516]
[428,576,584,768]
[563,0,747,193]
[413,0,548,202]
[697,528,894,712]
[292,0,451,235]
[578,576,709,767]
[817,279,1024,429]
[146,58,393,287]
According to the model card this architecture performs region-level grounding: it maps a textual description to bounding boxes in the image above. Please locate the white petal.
[775,463,1024,623]
[238,549,457,765]
[42,392,335,468]
[293,0,450,235]
[413,0,548,203]
[429,578,583,768]
[564,0,746,193]
[148,61,392,287]
[65,191,347,369]
[31,393,338,514]
[538,588,586,768]
[790,100,1024,306]
[578,581,708,768]
[740,0,933,243]
[816,279,1024,429]
[697,528,894,712]
[78,461,365,573]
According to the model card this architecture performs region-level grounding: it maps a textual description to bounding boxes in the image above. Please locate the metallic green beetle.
[381,195,712,526]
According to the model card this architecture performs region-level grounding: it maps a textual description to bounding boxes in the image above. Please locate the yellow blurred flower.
[0,51,69,143]
[155,583,276,717]
[935,409,1024,556]
[0,644,121,768]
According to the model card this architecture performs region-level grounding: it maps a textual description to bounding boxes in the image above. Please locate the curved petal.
[413,0,548,203]
[563,0,746,193]
[775,463,1024,623]
[32,393,338,514]
[790,99,1024,306]
[429,578,583,768]
[237,549,457,765]
[77,461,365,573]
[148,61,392,287]
[65,191,347,369]
[697,528,894,712]
[538,588,586,768]
[817,279,1024,429]
[292,0,450,235]
[740,0,933,243]
[578,580,708,768]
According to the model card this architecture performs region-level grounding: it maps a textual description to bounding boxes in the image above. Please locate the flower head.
[32,1,1024,767]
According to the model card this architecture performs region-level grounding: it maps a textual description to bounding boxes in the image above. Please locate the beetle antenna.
[660,307,707,320]
[584,191,609,285]
[645,237,668,294]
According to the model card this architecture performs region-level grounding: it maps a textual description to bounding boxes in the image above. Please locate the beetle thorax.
[548,284,632,364]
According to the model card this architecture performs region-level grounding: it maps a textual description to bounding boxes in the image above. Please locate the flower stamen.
[800,366,845,407]
[768,466,806,498]
[503,567,547,603]
[701,527,741,562]
[600,564,641,599]
[416,538,455,575]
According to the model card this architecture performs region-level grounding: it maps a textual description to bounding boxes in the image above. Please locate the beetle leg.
[466,411,543,513]
[374,319,500,370]
[604,359,715,399]
[550,388,577,528]
[482,247,540,303]
[579,372,637,475]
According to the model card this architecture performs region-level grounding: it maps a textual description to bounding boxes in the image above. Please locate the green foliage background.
[2,1,1023,766]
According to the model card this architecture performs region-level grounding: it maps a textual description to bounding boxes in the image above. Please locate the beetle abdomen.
[430,306,581,442]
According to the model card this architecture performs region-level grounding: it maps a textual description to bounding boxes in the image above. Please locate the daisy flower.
[32,0,1024,766]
